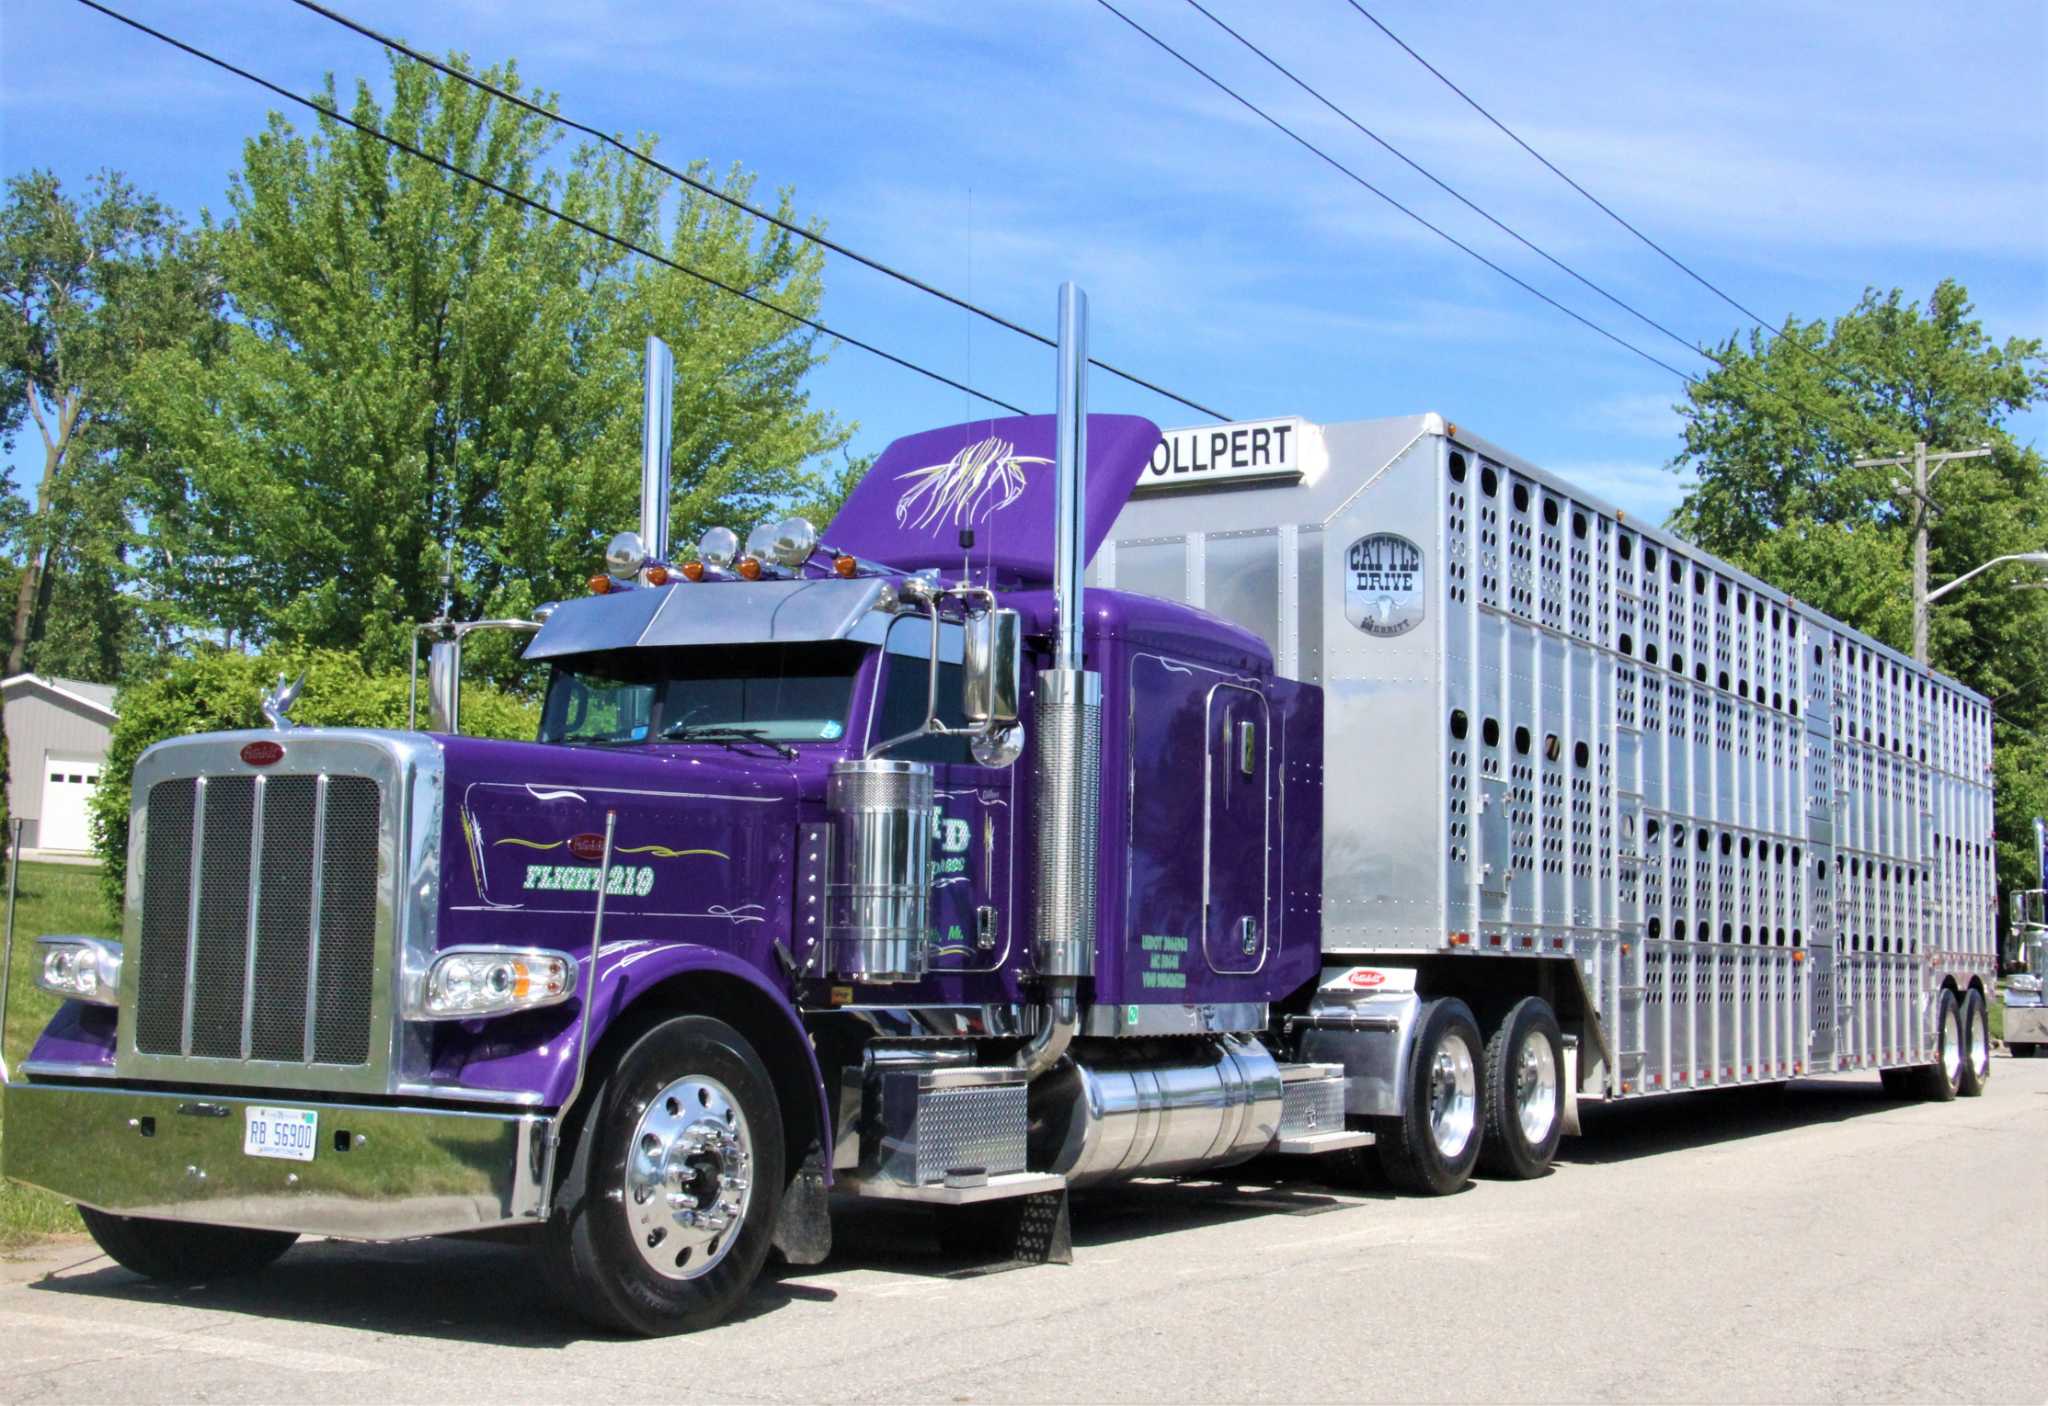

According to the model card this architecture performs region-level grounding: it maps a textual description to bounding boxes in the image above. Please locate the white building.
[2,673,118,855]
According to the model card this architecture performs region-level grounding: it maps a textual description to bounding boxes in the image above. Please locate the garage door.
[40,757,103,852]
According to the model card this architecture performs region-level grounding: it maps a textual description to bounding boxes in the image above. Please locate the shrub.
[91,649,538,913]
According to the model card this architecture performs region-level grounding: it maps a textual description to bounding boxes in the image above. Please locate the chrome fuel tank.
[1031,1036,1283,1187]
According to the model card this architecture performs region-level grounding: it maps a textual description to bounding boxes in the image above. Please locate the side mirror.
[428,638,461,734]
[962,608,1021,726]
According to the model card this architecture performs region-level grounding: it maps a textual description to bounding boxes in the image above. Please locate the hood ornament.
[261,670,307,730]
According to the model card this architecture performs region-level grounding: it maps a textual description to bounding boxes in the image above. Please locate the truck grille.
[131,774,382,1066]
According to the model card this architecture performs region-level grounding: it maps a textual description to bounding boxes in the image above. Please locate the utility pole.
[1851,440,1994,664]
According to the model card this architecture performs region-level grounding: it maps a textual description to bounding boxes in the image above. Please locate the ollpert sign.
[1138,417,1306,492]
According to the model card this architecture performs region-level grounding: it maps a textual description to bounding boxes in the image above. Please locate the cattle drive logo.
[1343,532,1425,638]
[894,435,1051,534]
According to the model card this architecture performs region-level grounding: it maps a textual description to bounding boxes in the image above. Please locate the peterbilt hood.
[436,734,801,952]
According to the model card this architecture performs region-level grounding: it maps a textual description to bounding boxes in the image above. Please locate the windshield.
[538,643,865,746]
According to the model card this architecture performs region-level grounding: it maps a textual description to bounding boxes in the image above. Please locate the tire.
[1913,988,1963,1102]
[1878,1067,1919,1099]
[1375,997,1484,1196]
[1957,989,1991,1097]
[78,1206,297,1282]
[541,1014,784,1335]
[1477,997,1564,1179]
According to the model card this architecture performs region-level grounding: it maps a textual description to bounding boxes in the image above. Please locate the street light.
[1925,551,2048,606]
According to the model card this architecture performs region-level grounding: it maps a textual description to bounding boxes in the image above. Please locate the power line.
[1340,0,1869,390]
[1090,0,1701,385]
[287,0,1229,424]
[1180,0,1716,369]
[72,0,1030,417]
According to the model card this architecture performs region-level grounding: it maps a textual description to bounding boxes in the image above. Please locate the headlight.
[412,947,578,1021]
[35,937,122,1006]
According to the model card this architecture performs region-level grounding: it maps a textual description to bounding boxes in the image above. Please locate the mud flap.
[772,1149,833,1266]
[938,1188,1073,1269]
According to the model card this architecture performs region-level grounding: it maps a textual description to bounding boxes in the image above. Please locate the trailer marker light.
[1449,932,1471,947]
[1487,934,1503,947]
[588,574,612,594]
[1517,935,1533,948]
[681,561,705,582]
[1621,1081,1632,1094]
[1552,937,1566,949]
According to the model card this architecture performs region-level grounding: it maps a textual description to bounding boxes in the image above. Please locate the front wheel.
[542,1014,785,1335]
[1375,997,1484,1196]
[78,1207,297,1282]
[1957,989,1991,1097]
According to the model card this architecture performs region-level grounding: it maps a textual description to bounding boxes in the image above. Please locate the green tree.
[130,54,851,683]
[1670,279,2048,905]
[90,647,537,912]
[0,170,218,680]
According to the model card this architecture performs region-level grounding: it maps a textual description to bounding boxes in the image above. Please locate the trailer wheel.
[1376,998,1484,1195]
[1477,997,1564,1179]
[77,1207,297,1282]
[1902,988,1963,1102]
[1957,989,1991,1097]
[542,1014,785,1336]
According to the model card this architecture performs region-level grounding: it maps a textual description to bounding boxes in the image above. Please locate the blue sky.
[3,0,2043,526]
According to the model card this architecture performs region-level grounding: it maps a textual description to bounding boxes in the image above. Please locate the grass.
[2,861,118,1249]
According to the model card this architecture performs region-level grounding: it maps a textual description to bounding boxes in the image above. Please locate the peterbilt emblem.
[1348,969,1387,988]
[568,833,608,862]
[1343,532,1424,638]
[240,740,284,767]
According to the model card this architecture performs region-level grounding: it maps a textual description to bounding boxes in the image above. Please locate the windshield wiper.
[662,723,797,760]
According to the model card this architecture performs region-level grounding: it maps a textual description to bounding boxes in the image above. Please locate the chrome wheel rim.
[1427,1032,1478,1159]
[1941,1008,1962,1086]
[1514,1030,1558,1145]
[623,1075,754,1281]
[1968,1002,1990,1077]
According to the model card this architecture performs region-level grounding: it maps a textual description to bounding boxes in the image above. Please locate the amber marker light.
[737,556,764,581]
[646,564,670,586]
[833,553,858,578]
[681,561,705,582]
[588,575,612,594]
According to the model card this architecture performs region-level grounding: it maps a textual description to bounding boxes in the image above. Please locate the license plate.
[244,1106,319,1162]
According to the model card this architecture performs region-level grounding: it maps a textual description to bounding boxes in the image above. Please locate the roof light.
[833,553,858,578]
[589,575,613,595]
[767,516,818,567]
[698,526,738,571]
[682,561,705,582]
[605,530,647,579]
[737,556,764,581]
[645,564,670,586]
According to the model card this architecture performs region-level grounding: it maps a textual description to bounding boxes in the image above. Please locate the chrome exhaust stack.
[639,334,675,567]
[1018,282,1100,1080]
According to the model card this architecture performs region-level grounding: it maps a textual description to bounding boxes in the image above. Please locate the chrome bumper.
[2003,1003,2048,1045]
[2,1081,548,1239]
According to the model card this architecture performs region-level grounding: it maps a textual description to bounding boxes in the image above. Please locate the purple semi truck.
[1,286,1999,1333]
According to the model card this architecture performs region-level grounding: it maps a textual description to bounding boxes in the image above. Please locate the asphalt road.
[5,1056,2045,1405]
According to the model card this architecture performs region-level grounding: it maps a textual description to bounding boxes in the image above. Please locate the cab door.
[1203,682,1270,973]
